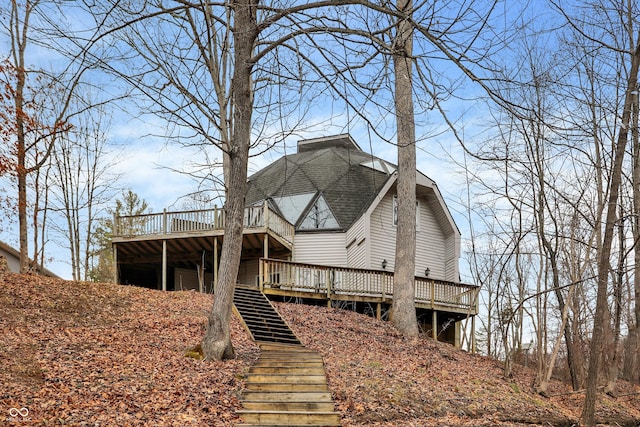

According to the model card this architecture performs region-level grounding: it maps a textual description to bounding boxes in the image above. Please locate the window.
[393,195,420,231]
[360,159,395,174]
[299,194,339,230]
[272,193,315,224]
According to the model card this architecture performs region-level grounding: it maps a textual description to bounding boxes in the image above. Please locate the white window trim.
[393,195,420,231]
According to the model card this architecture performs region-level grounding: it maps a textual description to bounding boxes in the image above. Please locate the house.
[111,134,478,347]
[242,134,460,283]
[0,240,59,277]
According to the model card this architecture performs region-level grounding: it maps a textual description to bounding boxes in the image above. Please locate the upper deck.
[113,203,294,249]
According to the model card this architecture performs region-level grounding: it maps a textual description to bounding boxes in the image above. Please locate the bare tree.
[627,77,640,384]
[390,0,419,337]
[0,0,94,273]
[49,103,119,281]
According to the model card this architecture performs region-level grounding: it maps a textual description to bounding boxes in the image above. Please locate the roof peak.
[297,134,362,153]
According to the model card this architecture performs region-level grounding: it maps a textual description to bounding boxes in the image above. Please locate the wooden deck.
[112,205,478,347]
[112,206,478,316]
[259,258,478,316]
[113,202,294,248]
[111,203,294,290]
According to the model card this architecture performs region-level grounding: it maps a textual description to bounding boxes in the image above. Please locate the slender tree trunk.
[15,40,29,273]
[582,37,640,426]
[629,69,640,385]
[391,0,419,338]
[201,0,257,361]
[604,203,625,395]
[537,285,575,396]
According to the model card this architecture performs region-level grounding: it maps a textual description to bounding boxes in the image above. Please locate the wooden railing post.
[162,208,167,234]
[259,258,264,291]
[431,280,435,307]
[263,200,269,229]
[326,268,331,301]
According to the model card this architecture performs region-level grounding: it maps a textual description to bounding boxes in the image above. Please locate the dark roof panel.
[246,140,392,231]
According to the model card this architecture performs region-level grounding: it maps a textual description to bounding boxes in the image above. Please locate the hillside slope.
[1,273,638,426]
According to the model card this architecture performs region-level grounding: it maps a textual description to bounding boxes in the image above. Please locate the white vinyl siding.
[0,247,20,273]
[293,233,347,266]
[415,201,447,279]
[346,215,367,269]
[369,191,457,281]
[444,232,460,281]
[237,258,260,285]
[369,193,397,271]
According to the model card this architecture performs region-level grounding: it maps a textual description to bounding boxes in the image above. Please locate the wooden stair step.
[253,335,300,344]
[245,324,295,332]
[249,366,326,375]
[249,328,298,337]
[246,374,327,384]
[254,360,323,366]
[235,410,341,426]
[241,401,336,412]
[255,359,321,363]
[245,326,294,335]
[255,353,322,359]
[245,382,329,392]
[252,364,325,370]
[233,300,274,309]
[239,315,289,324]
[241,392,333,402]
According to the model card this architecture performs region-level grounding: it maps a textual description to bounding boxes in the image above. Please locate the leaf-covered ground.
[1,273,639,426]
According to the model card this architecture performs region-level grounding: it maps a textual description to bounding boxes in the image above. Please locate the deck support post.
[432,310,438,341]
[263,234,269,289]
[162,240,167,291]
[376,302,381,320]
[213,236,218,294]
[112,244,118,285]
[454,321,461,348]
[471,315,476,354]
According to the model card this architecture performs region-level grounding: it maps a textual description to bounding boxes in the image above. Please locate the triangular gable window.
[272,193,315,225]
[299,194,340,230]
[360,159,395,174]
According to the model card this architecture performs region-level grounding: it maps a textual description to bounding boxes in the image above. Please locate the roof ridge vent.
[297,134,362,153]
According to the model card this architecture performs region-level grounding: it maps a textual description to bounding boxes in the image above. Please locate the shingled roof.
[245,135,394,232]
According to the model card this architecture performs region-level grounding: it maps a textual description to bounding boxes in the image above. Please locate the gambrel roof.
[246,134,395,231]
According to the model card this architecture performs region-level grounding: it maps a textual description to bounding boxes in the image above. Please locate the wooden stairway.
[233,285,302,346]
[233,287,341,427]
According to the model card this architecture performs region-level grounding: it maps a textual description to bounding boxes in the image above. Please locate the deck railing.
[259,258,479,313]
[114,203,294,245]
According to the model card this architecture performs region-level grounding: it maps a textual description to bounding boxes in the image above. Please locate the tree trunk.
[390,0,419,338]
[537,284,574,396]
[630,68,640,385]
[604,202,625,396]
[582,38,640,426]
[15,33,29,274]
[201,0,257,361]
